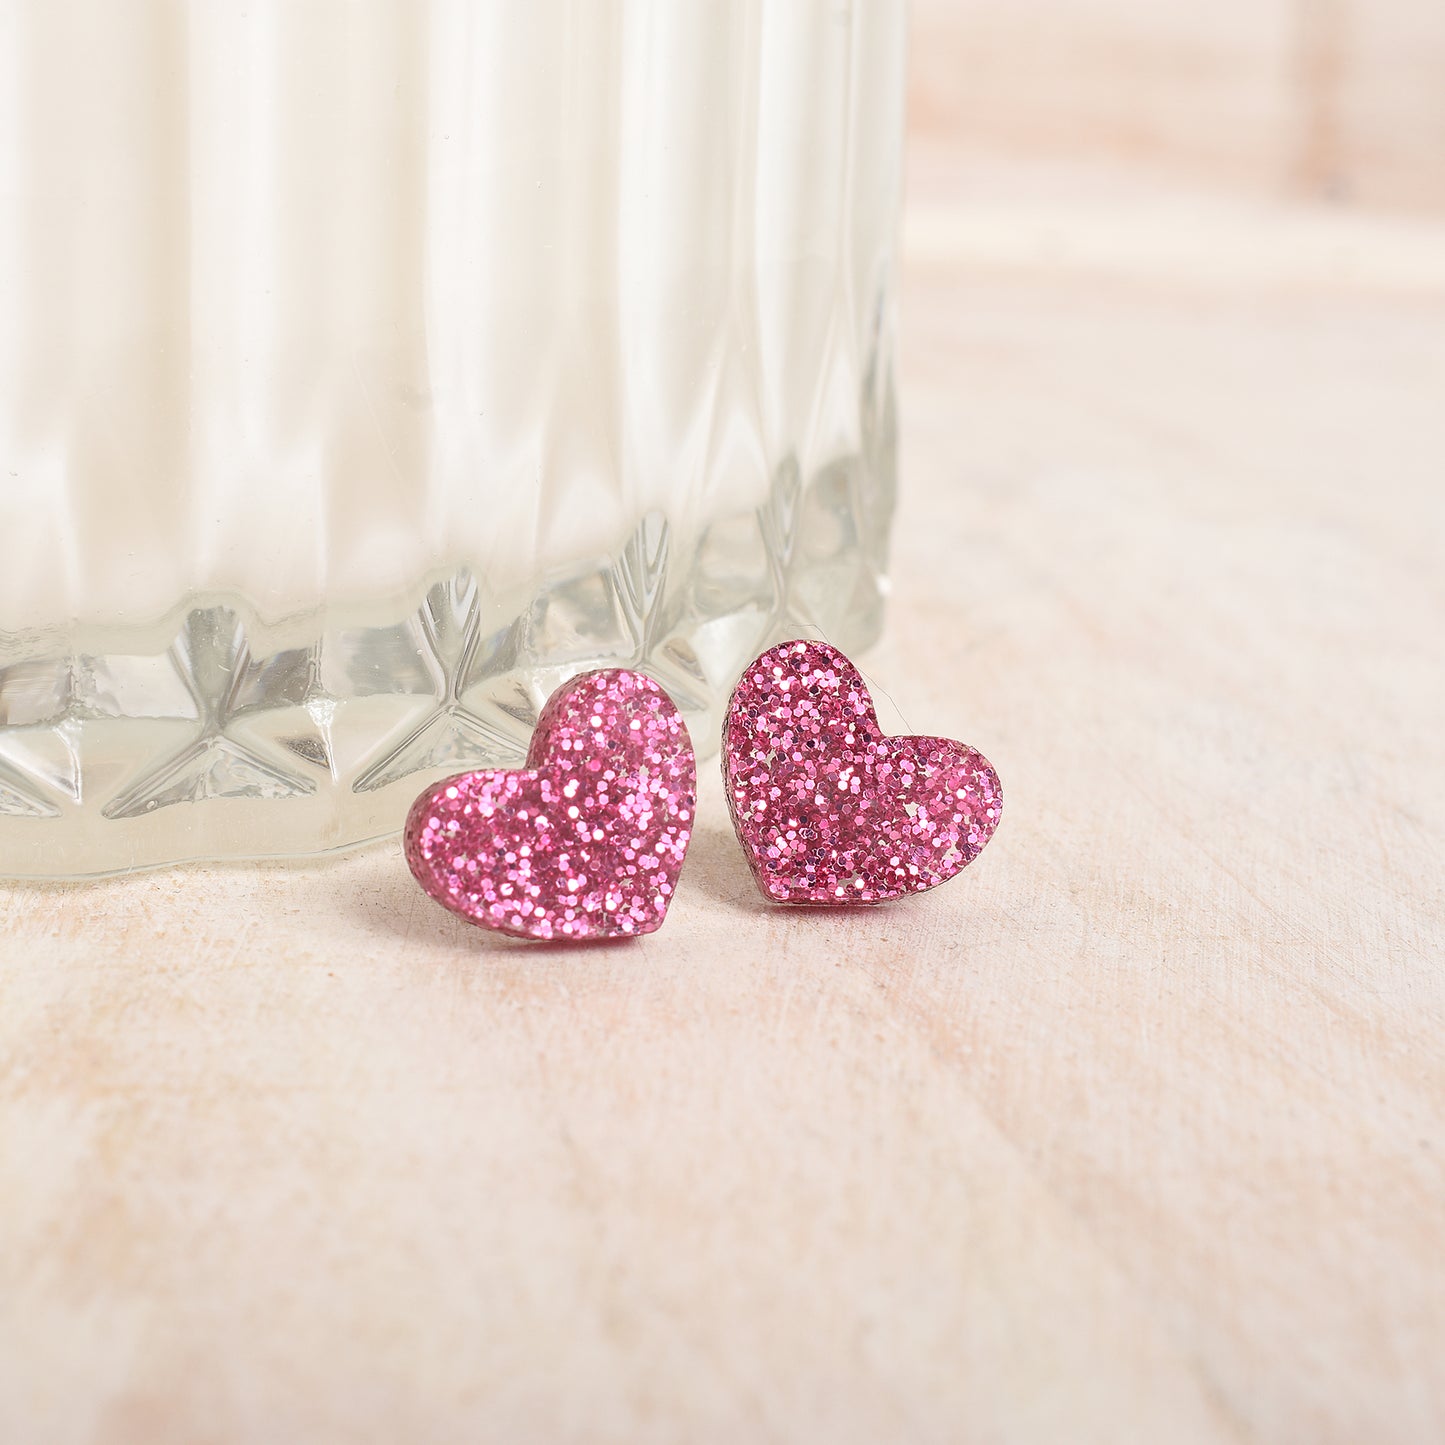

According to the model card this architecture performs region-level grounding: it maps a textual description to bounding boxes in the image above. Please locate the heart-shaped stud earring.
[722,640,1002,904]
[405,669,695,941]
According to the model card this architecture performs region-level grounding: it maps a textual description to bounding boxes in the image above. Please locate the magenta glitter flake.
[723,640,1002,905]
[405,669,695,941]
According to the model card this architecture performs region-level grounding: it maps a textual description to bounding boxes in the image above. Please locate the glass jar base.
[0,451,890,878]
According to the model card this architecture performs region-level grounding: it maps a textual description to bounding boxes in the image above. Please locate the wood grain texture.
[910,0,1445,209]
[3,177,1445,1445]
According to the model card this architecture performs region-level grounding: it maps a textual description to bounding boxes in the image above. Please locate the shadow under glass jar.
[0,0,906,877]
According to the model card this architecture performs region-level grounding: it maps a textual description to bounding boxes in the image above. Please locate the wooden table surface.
[3,172,1443,1443]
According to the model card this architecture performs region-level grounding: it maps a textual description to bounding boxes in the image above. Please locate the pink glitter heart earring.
[722,640,1002,905]
[405,669,695,941]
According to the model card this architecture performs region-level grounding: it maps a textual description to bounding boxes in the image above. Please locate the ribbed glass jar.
[0,0,906,876]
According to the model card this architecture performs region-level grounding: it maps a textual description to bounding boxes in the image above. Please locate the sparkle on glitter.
[722,640,1002,905]
[405,670,695,941]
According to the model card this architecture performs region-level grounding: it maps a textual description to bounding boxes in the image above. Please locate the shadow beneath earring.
[348,815,776,949]
[347,860,648,958]
[678,818,779,916]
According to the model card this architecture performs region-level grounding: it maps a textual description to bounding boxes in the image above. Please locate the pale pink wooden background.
[2,7,1442,1443]
[910,0,1445,209]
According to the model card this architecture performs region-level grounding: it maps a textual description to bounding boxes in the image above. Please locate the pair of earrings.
[404,639,1003,942]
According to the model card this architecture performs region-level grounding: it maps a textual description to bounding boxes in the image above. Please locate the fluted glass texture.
[0,0,906,877]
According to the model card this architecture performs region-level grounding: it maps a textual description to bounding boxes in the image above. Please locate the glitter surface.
[722,641,1002,905]
[405,670,695,941]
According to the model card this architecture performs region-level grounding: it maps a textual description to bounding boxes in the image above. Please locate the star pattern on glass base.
[102,608,321,820]
[352,570,530,793]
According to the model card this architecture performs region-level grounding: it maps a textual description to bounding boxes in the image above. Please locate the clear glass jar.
[0,0,906,876]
